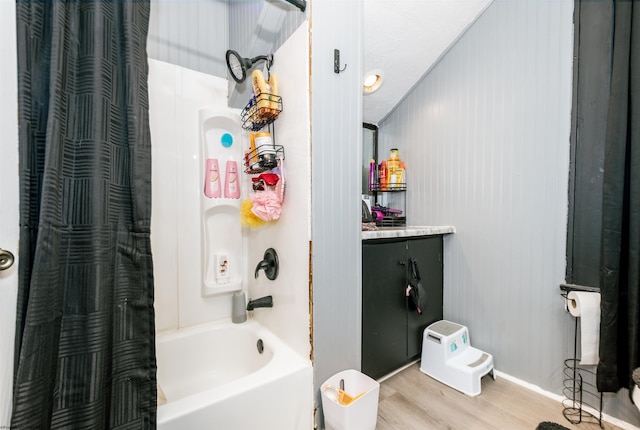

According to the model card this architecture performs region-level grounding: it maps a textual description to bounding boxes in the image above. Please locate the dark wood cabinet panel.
[362,240,407,379]
[362,236,444,380]
[406,237,443,358]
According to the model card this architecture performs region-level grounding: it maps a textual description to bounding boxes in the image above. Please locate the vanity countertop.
[362,225,455,241]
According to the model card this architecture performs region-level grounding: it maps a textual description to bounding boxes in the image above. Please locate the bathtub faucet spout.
[247,295,273,311]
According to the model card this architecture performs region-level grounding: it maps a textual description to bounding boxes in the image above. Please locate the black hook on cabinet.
[334,49,347,74]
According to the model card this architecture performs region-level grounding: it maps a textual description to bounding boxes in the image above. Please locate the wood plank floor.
[376,363,623,430]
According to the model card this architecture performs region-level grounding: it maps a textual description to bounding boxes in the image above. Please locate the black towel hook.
[334,49,347,74]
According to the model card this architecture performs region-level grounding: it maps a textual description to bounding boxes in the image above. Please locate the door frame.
[0,1,20,425]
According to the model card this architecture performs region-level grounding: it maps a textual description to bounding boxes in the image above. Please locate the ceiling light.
[363,70,383,94]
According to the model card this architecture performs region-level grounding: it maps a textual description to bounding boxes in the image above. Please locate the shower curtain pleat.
[597,0,640,395]
[13,1,157,428]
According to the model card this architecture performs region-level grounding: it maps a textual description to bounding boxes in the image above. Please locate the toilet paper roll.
[566,291,601,365]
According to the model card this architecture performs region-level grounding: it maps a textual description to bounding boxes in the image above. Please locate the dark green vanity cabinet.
[362,235,444,380]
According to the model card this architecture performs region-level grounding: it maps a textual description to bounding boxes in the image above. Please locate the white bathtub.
[156,319,313,430]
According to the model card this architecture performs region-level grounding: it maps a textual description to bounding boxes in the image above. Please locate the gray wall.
[148,0,228,77]
[148,0,305,81]
[378,0,640,425]
[380,0,572,388]
[310,0,363,427]
[226,1,307,108]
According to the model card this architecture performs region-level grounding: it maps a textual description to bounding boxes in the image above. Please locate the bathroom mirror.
[362,123,378,195]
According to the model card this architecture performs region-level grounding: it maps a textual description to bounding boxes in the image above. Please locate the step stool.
[419,320,495,396]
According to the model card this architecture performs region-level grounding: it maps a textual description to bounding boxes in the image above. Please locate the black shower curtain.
[13,1,157,428]
[597,0,640,395]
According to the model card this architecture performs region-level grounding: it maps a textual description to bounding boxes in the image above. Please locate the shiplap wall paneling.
[227,0,306,108]
[310,0,363,428]
[148,0,228,77]
[379,0,574,398]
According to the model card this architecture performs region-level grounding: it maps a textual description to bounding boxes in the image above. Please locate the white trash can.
[321,369,380,430]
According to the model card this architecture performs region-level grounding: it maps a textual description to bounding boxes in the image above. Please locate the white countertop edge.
[362,225,456,240]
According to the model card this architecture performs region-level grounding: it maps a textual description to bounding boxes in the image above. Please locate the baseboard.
[376,359,420,384]
[495,370,640,430]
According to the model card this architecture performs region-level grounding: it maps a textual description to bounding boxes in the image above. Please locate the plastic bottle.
[268,73,279,114]
[224,159,240,199]
[397,161,406,187]
[368,159,376,191]
[388,148,399,189]
[254,131,276,169]
[249,132,258,165]
[232,291,247,323]
[204,158,221,198]
[379,160,388,191]
[389,148,399,168]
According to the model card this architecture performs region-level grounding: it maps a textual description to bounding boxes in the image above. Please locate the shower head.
[225,50,273,84]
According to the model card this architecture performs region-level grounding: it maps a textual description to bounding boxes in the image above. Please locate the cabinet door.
[406,237,444,358]
[362,240,408,379]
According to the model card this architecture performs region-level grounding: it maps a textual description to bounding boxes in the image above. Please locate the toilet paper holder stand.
[560,284,603,428]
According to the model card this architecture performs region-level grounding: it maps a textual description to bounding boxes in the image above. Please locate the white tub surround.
[362,225,455,241]
[242,21,312,361]
[149,59,239,330]
[157,319,313,430]
[199,110,245,297]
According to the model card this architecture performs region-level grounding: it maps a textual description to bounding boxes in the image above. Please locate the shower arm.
[281,0,306,12]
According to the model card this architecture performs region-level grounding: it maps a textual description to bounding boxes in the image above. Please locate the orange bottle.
[379,160,388,191]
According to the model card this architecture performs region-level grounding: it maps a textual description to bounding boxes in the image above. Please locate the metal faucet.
[246,295,273,311]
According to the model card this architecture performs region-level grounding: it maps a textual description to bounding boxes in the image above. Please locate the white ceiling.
[363,0,491,125]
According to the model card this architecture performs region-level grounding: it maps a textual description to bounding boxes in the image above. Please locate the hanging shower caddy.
[241,94,285,174]
[241,92,283,132]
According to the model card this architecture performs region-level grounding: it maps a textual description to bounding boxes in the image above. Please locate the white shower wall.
[149,59,235,332]
[148,21,311,362]
[242,22,312,361]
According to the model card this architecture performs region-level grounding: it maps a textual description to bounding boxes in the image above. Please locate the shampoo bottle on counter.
[204,158,221,198]
[224,159,240,199]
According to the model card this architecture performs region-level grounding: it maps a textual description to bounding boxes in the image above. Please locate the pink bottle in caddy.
[224,159,240,199]
[204,158,221,198]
